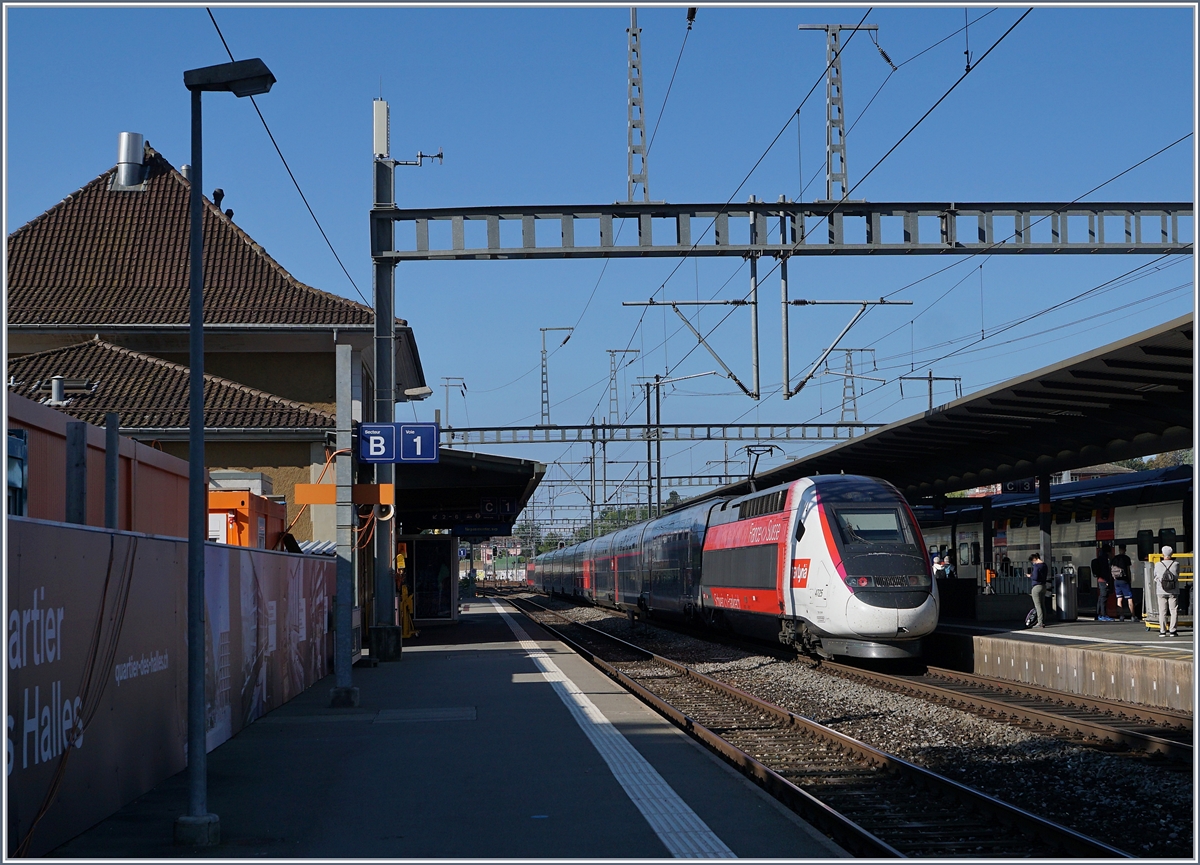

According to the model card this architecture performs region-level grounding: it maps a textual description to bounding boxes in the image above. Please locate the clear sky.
[5,4,1196,529]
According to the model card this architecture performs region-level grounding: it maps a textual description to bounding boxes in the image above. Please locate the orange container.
[208,489,286,550]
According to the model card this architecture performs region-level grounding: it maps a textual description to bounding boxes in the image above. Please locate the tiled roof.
[7,144,381,328]
[6,338,334,430]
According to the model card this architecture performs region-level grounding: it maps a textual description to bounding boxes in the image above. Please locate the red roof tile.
[7,144,382,328]
[6,338,334,430]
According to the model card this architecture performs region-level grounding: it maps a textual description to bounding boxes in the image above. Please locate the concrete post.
[330,343,359,707]
[105,412,120,529]
[65,421,88,525]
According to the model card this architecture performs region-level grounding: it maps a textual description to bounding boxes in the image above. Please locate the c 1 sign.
[359,423,440,464]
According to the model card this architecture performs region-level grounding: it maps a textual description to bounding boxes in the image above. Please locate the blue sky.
[5,5,1196,523]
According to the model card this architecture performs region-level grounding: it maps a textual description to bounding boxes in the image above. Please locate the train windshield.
[831,509,917,548]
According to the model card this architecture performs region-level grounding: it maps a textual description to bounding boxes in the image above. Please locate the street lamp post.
[177,58,275,848]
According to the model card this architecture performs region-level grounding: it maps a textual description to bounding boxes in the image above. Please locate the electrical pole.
[607,348,638,514]
[440,376,465,428]
[644,382,653,521]
[627,8,650,202]
[540,327,573,425]
[797,23,878,201]
[900,369,963,411]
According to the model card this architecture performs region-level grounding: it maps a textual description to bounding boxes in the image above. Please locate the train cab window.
[832,509,914,547]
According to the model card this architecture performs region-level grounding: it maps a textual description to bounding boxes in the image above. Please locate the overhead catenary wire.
[205,9,371,310]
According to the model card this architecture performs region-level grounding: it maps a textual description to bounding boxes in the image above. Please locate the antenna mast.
[627,8,650,202]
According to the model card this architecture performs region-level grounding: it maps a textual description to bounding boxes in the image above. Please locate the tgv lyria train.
[529,475,939,659]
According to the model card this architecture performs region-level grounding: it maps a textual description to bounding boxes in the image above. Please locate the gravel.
[526,593,1194,858]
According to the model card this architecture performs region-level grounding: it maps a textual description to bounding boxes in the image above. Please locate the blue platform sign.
[359,423,397,463]
[359,422,440,464]
[398,423,439,463]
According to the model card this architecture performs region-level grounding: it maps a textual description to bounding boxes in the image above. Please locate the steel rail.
[820,661,1192,762]
[508,596,1130,858]
[923,666,1193,729]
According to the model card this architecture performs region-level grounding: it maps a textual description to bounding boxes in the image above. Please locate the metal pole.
[371,130,399,659]
[1039,473,1052,566]
[185,84,212,831]
[749,255,760,400]
[645,382,652,521]
[104,412,119,529]
[65,421,87,525]
[590,430,596,539]
[654,376,662,516]
[780,204,791,400]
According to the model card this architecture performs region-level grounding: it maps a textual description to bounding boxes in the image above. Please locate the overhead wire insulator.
[686,7,696,29]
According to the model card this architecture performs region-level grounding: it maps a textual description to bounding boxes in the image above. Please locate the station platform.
[928,615,1194,713]
[50,599,846,859]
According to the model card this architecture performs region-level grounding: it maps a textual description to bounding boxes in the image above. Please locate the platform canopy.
[394,447,544,540]
[705,314,1193,501]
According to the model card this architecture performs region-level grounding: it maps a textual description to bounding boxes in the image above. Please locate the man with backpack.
[1091,544,1114,621]
[1154,546,1181,637]
[1111,545,1137,622]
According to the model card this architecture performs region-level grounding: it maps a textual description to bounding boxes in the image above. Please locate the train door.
[786,485,831,627]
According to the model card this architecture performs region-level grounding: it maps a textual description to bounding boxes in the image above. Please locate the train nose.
[844,594,938,638]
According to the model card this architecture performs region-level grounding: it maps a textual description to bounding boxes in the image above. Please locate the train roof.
[935,464,1193,524]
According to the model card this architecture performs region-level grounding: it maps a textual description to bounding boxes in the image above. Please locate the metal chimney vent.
[115,131,145,187]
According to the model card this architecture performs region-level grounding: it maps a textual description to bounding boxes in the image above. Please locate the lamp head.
[184,58,275,97]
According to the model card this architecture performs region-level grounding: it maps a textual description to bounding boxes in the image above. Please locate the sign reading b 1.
[359,422,439,463]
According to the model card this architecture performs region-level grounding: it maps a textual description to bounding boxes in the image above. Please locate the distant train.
[529,475,939,659]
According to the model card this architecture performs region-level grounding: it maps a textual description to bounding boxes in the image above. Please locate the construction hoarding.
[6,517,334,856]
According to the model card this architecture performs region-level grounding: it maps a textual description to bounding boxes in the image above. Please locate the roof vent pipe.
[116,131,144,186]
[180,164,191,181]
[50,375,65,404]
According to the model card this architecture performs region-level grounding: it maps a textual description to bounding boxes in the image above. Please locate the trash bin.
[1054,571,1077,621]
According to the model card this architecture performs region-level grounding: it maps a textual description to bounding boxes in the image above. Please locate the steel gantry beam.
[441,421,876,446]
[377,200,1192,261]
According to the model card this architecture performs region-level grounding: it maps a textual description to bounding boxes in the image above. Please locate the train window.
[959,542,970,564]
[970,542,981,565]
[795,517,806,542]
[1074,511,1092,523]
[1055,511,1071,525]
[738,490,786,520]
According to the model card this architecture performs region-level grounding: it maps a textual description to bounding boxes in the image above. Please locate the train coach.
[528,474,939,659]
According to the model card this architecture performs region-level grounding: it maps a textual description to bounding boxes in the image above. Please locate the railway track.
[514,589,1193,763]
[821,662,1193,763]
[507,596,1129,858]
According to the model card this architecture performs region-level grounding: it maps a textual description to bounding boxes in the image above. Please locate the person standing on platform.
[1111,544,1137,621]
[1029,553,1050,628]
[932,556,946,578]
[1154,546,1181,637]
[942,554,957,579]
[1092,544,1114,621]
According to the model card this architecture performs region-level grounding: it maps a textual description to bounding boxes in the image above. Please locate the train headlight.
[845,576,872,589]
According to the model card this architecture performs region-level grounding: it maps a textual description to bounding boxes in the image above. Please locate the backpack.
[1110,564,1125,581]
[1161,562,1179,592]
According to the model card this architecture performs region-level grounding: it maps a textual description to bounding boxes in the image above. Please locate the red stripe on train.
[707,587,779,614]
